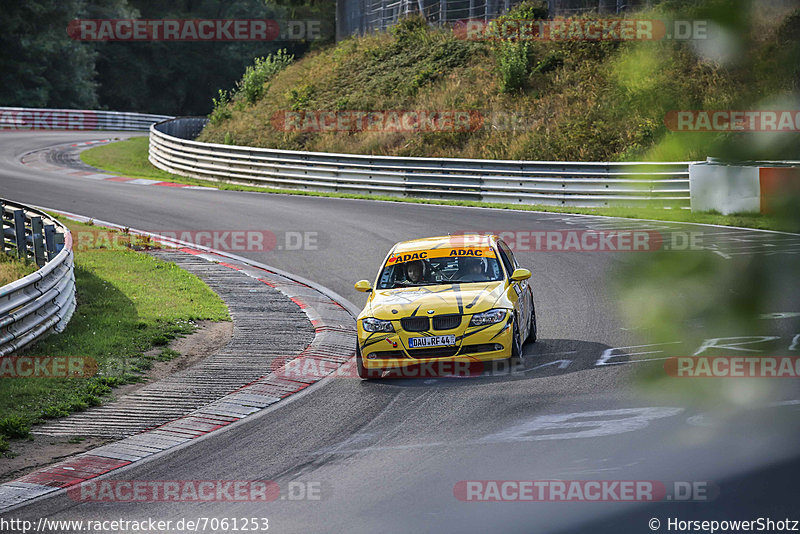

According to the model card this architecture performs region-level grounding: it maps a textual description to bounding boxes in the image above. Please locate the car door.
[497,239,533,339]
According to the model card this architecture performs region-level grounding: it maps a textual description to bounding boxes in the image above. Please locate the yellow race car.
[354,234,536,379]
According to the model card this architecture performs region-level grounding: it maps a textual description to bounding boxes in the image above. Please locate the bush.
[208,50,294,124]
[505,0,549,19]
[286,84,315,111]
[496,41,533,92]
[209,89,232,126]
[236,50,294,104]
[491,2,546,93]
[390,15,431,45]
[532,51,564,74]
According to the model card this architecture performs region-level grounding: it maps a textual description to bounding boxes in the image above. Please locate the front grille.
[461,343,504,354]
[401,317,429,332]
[408,347,460,358]
[432,314,462,330]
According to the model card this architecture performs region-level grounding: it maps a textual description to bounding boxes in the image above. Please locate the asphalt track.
[1,130,799,533]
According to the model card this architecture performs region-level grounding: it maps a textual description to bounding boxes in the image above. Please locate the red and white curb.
[20,139,215,190]
[0,212,357,513]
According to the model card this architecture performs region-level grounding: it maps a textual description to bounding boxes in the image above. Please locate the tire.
[526,300,537,344]
[356,343,381,379]
[510,315,524,362]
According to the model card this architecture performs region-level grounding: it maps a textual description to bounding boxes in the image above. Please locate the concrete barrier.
[689,160,800,214]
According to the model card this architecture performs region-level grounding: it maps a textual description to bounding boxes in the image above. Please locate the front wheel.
[356,343,381,379]
[510,315,523,362]
[526,301,537,344]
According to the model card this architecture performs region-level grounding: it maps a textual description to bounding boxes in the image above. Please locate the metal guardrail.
[150,117,693,208]
[0,106,172,131]
[1,200,75,357]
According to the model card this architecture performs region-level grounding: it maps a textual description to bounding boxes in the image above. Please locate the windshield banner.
[387,247,496,265]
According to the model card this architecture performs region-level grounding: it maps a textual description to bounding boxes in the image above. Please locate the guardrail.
[0,106,172,131]
[149,117,694,208]
[1,200,75,357]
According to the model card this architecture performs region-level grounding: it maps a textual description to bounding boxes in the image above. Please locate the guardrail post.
[54,231,65,252]
[0,201,5,255]
[13,209,26,261]
[44,224,57,261]
[31,216,46,267]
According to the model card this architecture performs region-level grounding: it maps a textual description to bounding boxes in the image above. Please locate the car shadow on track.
[366,338,627,388]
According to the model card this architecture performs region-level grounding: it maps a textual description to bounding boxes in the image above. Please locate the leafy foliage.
[0,0,329,114]
[496,42,532,93]
[199,0,799,162]
[0,0,100,108]
[237,50,294,104]
[210,90,232,126]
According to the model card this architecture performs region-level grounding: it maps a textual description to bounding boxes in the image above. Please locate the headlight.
[469,309,507,326]
[362,317,395,332]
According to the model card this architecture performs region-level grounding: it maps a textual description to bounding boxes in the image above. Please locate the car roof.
[392,234,497,253]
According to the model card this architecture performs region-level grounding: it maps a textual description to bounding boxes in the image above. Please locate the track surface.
[1,131,799,533]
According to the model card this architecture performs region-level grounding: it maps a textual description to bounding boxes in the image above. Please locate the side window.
[496,243,515,278]
[498,240,519,268]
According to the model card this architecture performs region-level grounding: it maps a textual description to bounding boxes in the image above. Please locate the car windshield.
[377,255,504,289]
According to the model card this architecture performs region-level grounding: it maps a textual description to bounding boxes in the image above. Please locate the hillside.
[198,0,800,162]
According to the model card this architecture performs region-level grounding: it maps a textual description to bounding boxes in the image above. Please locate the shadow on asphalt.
[363,338,622,388]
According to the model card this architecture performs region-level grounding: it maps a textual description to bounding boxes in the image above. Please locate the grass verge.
[80,136,177,181]
[81,137,793,233]
[0,253,37,287]
[0,218,229,455]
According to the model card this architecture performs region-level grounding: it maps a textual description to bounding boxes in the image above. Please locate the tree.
[0,0,99,108]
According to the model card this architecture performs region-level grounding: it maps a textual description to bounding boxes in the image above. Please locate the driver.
[459,257,484,280]
[405,260,425,283]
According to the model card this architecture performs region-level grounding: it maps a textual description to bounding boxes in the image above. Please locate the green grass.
[81,136,793,232]
[0,219,229,452]
[0,415,30,439]
[80,136,177,181]
[0,252,37,286]
[156,348,180,362]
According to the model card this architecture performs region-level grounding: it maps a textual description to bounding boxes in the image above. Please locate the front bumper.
[357,316,514,371]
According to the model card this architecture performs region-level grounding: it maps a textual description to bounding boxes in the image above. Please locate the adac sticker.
[387,247,496,264]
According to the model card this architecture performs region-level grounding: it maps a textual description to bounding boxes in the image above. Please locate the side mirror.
[510,268,531,281]
[354,280,373,292]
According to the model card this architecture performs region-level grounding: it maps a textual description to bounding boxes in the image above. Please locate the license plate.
[408,335,456,348]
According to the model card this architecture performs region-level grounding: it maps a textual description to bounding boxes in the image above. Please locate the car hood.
[367,281,507,319]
